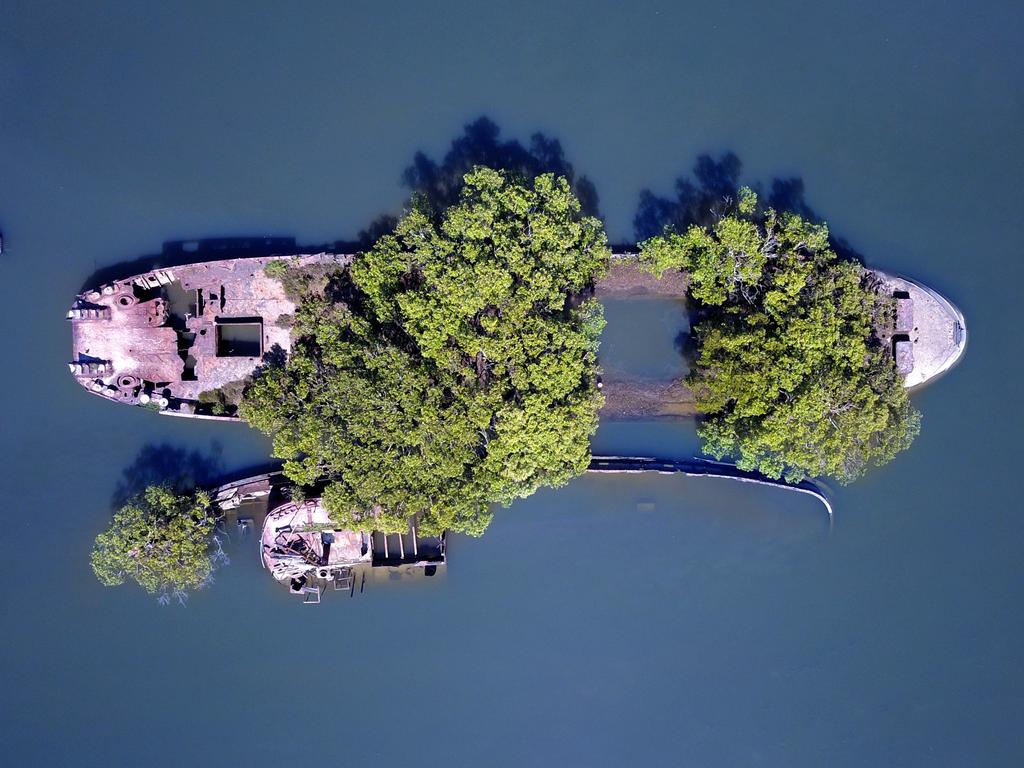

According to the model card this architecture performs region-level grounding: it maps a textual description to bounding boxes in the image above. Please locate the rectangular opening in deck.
[892,333,914,375]
[161,280,202,323]
[216,318,263,357]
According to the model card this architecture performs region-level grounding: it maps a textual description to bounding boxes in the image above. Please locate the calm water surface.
[1,2,1022,766]
[600,298,688,380]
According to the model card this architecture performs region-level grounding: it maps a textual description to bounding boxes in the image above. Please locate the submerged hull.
[211,472,447,603]
[260,497,446,584]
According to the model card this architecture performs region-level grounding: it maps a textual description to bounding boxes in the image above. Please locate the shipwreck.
[67,252,967,418]
[67,252,346,418]
[214,472,446,604]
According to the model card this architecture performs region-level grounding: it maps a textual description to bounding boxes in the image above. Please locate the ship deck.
[68,252,349,416]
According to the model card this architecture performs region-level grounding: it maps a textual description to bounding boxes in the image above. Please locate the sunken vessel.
[67,252,967,418]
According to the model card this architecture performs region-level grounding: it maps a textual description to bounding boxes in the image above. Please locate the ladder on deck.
[371,524,420,564]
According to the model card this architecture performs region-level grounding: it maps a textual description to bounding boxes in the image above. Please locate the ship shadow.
[77,236,369,294]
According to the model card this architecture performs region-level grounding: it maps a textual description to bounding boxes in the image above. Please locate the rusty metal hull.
[67,252,350,418]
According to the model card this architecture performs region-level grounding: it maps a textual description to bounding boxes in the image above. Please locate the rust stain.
[67,253,351,417]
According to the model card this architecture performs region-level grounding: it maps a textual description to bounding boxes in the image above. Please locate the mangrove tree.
[91,484,224,603]
[639,187,920,484]
[243,167,609,535]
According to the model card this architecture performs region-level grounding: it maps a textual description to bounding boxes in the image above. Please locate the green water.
[1,2,1022,765]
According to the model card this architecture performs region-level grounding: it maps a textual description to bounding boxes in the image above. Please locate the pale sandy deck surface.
[875,271,968,388]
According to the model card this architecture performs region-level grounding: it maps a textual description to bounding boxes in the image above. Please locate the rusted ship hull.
[210,472,446,603]
[68,253,967,420]
[67,252,350,418]
[260,497,446,580]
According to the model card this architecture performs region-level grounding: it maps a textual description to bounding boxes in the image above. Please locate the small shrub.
[264,259,288,279]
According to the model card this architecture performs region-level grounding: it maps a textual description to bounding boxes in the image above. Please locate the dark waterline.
[1,2,1022,766]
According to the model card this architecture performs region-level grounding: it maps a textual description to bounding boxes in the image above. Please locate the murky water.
[1,2,1022,765]
[599,298,688,380]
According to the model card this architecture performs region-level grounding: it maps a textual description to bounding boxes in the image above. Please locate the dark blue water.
[1,2,1022,765]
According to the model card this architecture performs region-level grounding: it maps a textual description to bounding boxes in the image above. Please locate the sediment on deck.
[873,270,968,388]
[596,253,689,298]
[599,378,695,419]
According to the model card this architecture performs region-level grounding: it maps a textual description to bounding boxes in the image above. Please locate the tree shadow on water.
[634,152,744,238]
[633,152,871,382]
[763,177,865,262]
[112,442,226,507]
[79,117,601,291]
[633,152,865,262]
[358,115,601,244]
[674,327,700,365]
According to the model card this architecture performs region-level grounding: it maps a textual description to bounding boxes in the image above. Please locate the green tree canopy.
[242,167,609,535]
[91,485,222,602]
[639,188,920,484]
